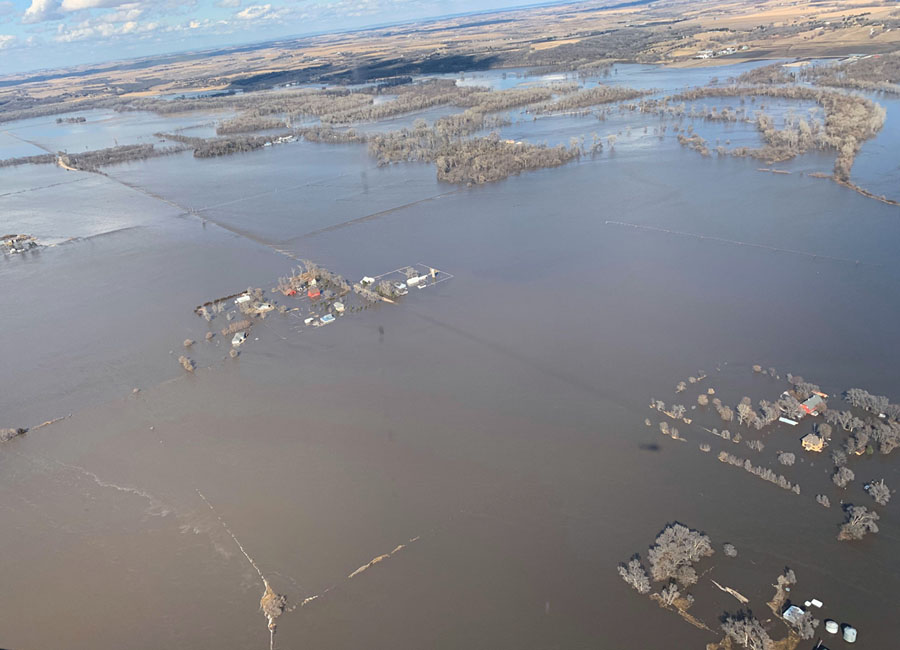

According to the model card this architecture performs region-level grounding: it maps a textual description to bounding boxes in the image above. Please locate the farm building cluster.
[180,260,452,364]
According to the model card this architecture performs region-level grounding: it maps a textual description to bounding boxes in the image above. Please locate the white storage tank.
[842,625,857,643]
[824,620,839,634]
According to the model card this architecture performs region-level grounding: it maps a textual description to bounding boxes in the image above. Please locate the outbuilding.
[801,394,826,415]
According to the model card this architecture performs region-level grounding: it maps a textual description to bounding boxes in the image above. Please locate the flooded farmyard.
[2,29,900,650]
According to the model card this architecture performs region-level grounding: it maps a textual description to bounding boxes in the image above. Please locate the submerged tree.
[838,505,880,541]
[617,557,651,594]
[777,452,795,466]
[833,466,855,488]
[867,479,891,506]
[647,523,714,587]
[721,612,774,650]
[788,610,820,640]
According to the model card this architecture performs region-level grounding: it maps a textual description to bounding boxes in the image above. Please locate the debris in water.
[196,490,287,649]
[348,553,390,578]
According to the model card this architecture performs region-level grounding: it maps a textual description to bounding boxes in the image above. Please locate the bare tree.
[788,610,820,640]
[867,479,891,506]
[657,582,681,606]
[777,452,795,466]
[721,612,774,650]
[833,466,855,488]
[838,505,879,541]
[647,523,714,586]
[617,557,651,594]
[723,543,738,557]
[816,494,831,508]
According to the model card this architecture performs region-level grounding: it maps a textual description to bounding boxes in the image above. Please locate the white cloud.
[0,33,15,48]
[235,3,270,20]
[215,0,240,7]
[22,0,62,23]
[53,15,160,41]
[0,1,15,16]
[60,0,137,12]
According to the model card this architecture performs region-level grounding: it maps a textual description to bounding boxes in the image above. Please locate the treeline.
[319,80,478,124]
[667,85,886,180]
[534,84,651,113]
[803,53,900,96]
[216,114,287,135]
[62,143,184,171]
[0,153,57,168]
[435,135,579,185]
[717,451,801,494]
[56,116,87,124]
[156,132,284,158]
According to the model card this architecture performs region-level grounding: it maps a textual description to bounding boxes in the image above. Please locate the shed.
[779,417,798,426]
[801,433,825,452]
[783,605,805,624]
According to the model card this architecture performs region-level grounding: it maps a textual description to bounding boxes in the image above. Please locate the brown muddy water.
[2,63,900,650]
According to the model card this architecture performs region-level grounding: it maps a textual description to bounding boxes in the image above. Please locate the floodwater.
[1,61,899,650]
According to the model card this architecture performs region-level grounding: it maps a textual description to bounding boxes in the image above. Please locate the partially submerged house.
[801,433,825,452]
[307,287,321,299]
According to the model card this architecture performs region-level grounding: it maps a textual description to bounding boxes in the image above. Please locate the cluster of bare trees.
[434,136,579,185]
[721,612,774,650]
[646,523,714,587]
[297,125,367,143]
[802,53,900,96]
[833,466,855,488]
[666,85,886,180]
[844,387,900,419]
[62,143,183,171]
[838,504,879,540]
[617,557,651,594]
[157,132,282,158]
[816,494,831,508]
[532,84,650,113]
[677,133,710,156]
[216,114,288,135]
[824,408,900,455]
[0,153,57,168]
[718,451,800,494]
[618,522,714,606]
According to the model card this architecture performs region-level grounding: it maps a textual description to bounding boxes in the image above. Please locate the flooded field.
[1,61,899,650]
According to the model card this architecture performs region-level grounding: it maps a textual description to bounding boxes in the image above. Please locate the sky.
[0,0,556,74]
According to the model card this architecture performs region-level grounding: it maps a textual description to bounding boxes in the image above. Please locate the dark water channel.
[1,61,899,650]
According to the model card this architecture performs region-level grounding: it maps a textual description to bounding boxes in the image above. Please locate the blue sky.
[0,0,553,74]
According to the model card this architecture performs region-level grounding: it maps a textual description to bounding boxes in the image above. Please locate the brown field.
[1,0,898,113]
